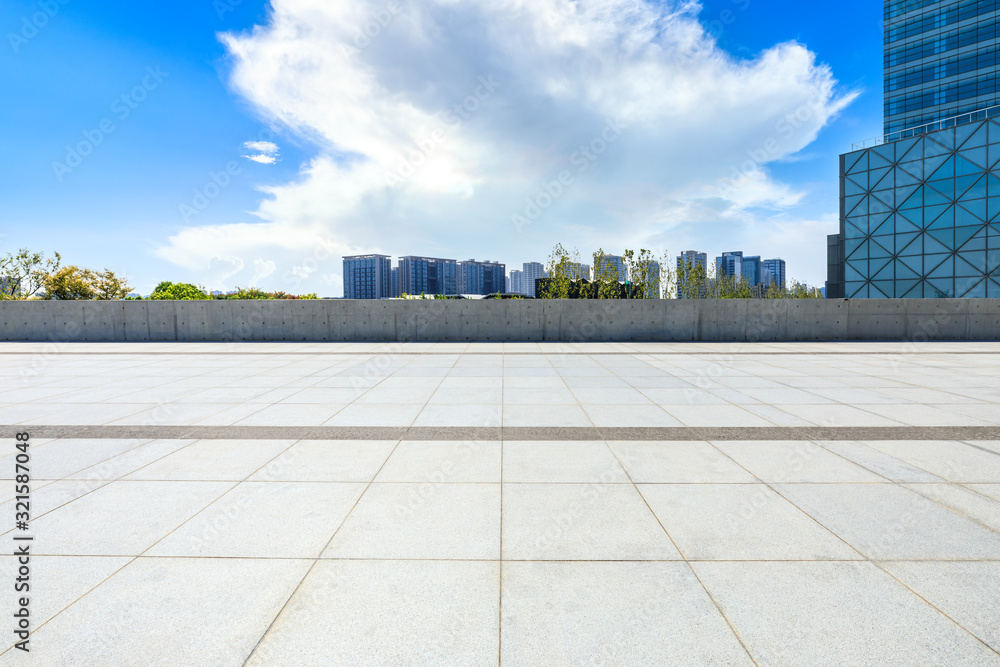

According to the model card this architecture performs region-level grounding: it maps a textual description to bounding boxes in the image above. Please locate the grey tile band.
[0,350,995,356]
[4,424,1000,442]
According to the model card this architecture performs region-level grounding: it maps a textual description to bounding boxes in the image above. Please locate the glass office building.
[885,0,1000,136]
[837,121,1000,297]
[343,254,392,299]
[762,258,786,289]
[829,0,1000,298]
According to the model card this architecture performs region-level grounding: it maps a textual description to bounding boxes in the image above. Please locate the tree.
[94,270,133,300]
[0,249,61,299]
[592,249,620,299]
[149,282,211,300]
[41,266,97,300]
[543,244,576,299]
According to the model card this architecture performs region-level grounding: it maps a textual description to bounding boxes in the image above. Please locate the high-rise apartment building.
[397,256,458,296]
[676,250,708,298]
[458,259,506,295]
[596,255,627,282]
[343,254,392,299]
[509,270,524,295]
[522,262,546,297]
[391,267,400,298]
[828,0,1000,299]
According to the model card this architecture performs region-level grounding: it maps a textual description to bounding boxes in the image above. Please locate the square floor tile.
[581,404,683,427]
[713,441,884,483]
[248,560,499,666]
[149,482,366,558]
[694,561,998,666]
[502,483,679,560]
[323,483,500,559]
[30,480,233,555]
[904,483,1000,533]
[323,403,423,427]
[640,484,860,560]
[769,404,904,427]
[375,441,501,483]
[68,439,196,481]
[247,440,396,482]
[817,441,945,483]
[968,484,1000,502]
[126,440,293,481]
[23,557,311,666]
[501,561,751,665]
[0,555,130,637]
[858,404,991,427]
[9,439,151,480]
[608,441,757,483]
[862,441,1000,483]
[502,404,592,427]
[881,561,1000,653]
[502,441,628,483]
[233,403,348,427]
[412,404,503,427]
[660,404,774,427]
[775,483,1000,560]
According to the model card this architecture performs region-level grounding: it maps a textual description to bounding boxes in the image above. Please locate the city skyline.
[1,0,882,297]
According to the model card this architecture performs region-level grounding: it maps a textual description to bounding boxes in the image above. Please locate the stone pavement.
[0,342,998,665]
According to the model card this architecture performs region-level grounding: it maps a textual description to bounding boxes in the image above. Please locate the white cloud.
[157,0,855,293]
[242,140,280,164]
[250,258,278,285]
[243,153,278,164]
[244,141,280,154]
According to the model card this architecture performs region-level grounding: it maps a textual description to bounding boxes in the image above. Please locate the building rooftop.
[2,341,1000,663]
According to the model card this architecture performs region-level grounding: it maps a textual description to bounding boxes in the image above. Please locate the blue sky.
[1,0,883,296]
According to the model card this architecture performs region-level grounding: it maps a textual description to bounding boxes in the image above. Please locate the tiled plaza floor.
[0,342,999,664]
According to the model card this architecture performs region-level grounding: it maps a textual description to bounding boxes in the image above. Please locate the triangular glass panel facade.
[838,120,1000,300]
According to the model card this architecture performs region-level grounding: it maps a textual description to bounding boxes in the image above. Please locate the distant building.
[509,270,524,295]
[568,263,591,281]
[716,251,744,280]
[343,254,392,299]
[676,251,708,298]
[398,256,458,296]
[391,267,400,298]
[522,262,546,297]
[598,255,627,282]
[762,258,786,289]
[643,261,661,298]
[741,256,763,286]
[458,259,506,295]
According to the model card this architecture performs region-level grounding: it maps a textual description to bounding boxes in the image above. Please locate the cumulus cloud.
[250,258,278,285]
[157,0,855,293]
[242,140,280,164]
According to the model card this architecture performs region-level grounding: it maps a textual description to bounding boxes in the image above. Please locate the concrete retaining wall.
[0,299,997,342]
